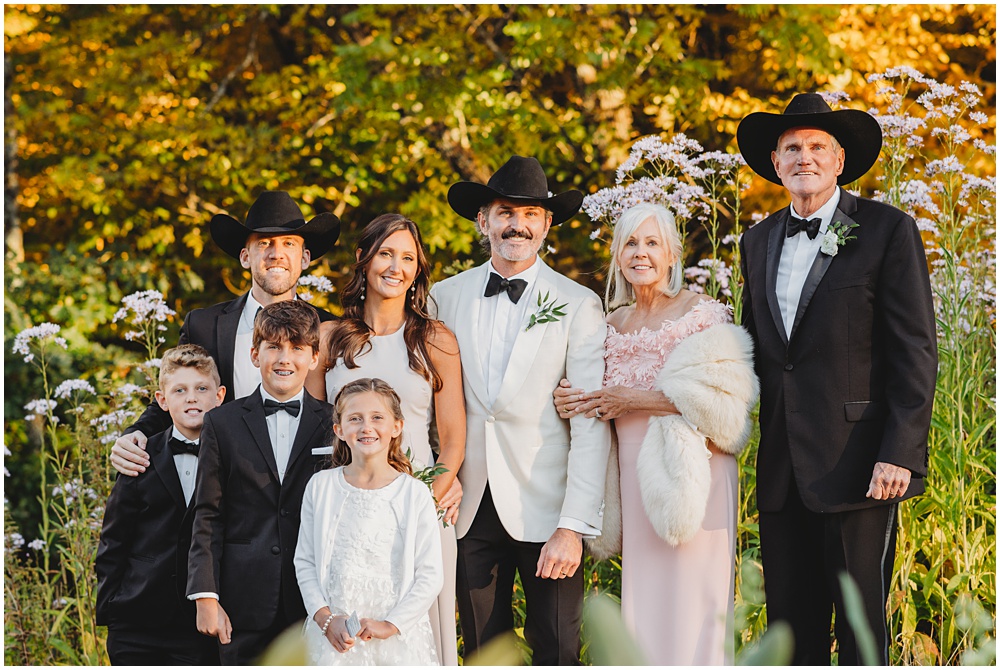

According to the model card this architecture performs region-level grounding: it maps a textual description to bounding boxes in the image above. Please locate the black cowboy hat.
[737,93,883,185]
[209,191,341,259]
[447,155,584,225]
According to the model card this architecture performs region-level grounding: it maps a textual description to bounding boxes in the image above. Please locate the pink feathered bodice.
[603,299,732,390]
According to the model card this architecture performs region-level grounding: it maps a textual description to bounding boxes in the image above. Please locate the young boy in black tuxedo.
[96,344,225,665]
[187,300,333,665]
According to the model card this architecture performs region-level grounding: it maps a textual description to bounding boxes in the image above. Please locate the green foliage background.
[4,4,996,665]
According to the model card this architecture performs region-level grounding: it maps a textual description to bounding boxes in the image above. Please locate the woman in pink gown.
[556,203,757,665]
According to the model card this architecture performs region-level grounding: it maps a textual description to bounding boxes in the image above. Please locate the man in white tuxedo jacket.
[430,156,611,665]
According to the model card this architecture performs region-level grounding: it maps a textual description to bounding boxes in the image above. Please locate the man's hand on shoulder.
[535,528,582,580]
[866,461,912,500]
[110,432,149,476]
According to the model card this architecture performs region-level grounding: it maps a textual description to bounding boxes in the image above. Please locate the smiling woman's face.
[618,216,672,290]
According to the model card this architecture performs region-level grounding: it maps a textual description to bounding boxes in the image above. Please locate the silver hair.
[605,203,684,309]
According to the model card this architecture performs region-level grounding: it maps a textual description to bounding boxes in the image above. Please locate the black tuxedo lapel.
[216,293,248,392]
[285,394,327,475]
[150,433,188,510]
[765,212,789,346]
[241,391,280,482]
[790,190,860,339]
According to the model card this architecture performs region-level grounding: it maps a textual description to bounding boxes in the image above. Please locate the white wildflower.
[818,90,851,105]
[53,379,97,400]
[297,275,334,293]
[24,398,57,422]
[113,383,147,398]
[12,323,67,363]
[27,539,46,551]
[969,111,988,125]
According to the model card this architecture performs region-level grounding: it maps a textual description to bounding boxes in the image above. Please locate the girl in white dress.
[305,213,465,665]
[295,378,444,666]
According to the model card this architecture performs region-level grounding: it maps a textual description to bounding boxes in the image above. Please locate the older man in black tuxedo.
[737,93,937,664]
[109,191,339,476]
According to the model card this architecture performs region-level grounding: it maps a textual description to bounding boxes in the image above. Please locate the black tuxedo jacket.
[95,430,199,628]
[740,188,937,514]
[128,293,335,438]
[186,388,333,631]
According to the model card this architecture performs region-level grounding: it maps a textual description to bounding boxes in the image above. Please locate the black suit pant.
[759,479,897,665]
[107,625,218,665]
[456,485,583,665]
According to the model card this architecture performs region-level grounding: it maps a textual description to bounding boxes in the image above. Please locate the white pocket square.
[311,446,334,456]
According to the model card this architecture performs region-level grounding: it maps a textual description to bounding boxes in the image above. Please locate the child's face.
[333,392,403,460]
[155,368,225,440]
[251,338,319,401]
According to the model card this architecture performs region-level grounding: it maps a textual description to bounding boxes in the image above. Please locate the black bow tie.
[263,398,301,417]
[484,272,528,304]
[169,437,200,457]
[787,216,822,240]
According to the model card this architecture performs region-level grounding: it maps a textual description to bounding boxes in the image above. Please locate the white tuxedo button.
[486,416,495,423]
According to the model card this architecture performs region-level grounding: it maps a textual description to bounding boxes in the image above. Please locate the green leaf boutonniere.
[526,291,568,331]
[821,219,860,257]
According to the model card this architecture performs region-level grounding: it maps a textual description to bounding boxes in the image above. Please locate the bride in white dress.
[305,213,465,665]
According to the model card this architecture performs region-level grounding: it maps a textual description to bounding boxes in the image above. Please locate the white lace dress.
[301,470,439,666]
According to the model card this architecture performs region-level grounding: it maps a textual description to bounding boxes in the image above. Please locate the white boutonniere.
[526,291,568,331]
[821,219,860,257]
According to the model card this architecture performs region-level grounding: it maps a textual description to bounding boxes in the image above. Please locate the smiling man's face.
[239,233,310,299]
[772,127,845,204]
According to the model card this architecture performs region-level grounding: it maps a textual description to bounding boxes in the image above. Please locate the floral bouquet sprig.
[526,291,568,331]
[821,220,860,257]
[409,450,451,526]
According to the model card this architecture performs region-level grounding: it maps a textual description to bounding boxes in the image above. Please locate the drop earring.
[410,283,416,306]
[360,274,366,301]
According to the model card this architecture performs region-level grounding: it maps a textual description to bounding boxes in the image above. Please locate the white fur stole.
[586,323,758,559]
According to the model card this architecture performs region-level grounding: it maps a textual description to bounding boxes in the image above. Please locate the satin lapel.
[492,266,554,414]
[150,434,187,510]
[242,391,279,483]
[286,395,325,474]
[790,207,857,339]
[455,265,490,409]
[765,212,789,346]
[216,293,247,392]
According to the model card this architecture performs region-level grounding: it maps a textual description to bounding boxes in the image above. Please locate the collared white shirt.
[169,426,198,506]
[775,189,841,338]
[233,292,264,399]
[479,259,540,404]
[260,386,304,485]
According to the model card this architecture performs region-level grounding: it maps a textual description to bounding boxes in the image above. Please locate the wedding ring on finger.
[595,408,602,418]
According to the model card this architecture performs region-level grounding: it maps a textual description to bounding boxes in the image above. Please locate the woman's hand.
[438,476,463,526]
[357,619,399,641]
[573,385,635,421]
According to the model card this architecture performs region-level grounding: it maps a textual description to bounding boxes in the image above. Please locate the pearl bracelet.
[319,613,336,635]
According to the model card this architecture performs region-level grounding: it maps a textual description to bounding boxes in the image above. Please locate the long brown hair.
[330,378,412,475]
[328,213,443,391]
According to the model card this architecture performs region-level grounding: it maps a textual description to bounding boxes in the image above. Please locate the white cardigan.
[588,323,759,558]
[294,468,444,634]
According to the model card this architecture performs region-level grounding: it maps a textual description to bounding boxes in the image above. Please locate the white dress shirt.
[260,387,304,485]
[775,189,841,338]
[479,260,540,404]
[170,426,198,506]
[233,292,264,399]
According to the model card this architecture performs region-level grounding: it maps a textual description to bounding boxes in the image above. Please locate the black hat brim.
[209,212,341,260]
[737,109,883,185]
[447,182,584,225]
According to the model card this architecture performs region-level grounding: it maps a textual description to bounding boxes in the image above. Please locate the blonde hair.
[605,203,684,309]
[330,378,412,475]
[158,344,221,390]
